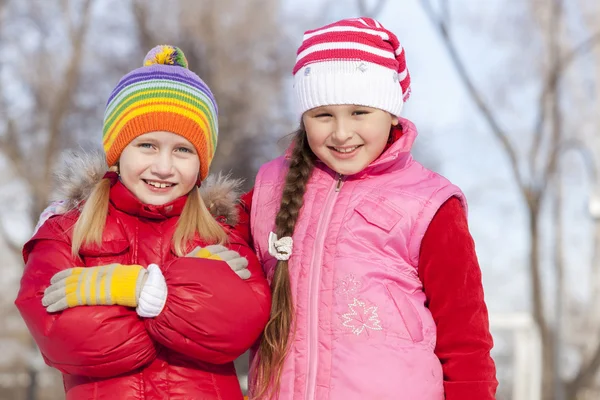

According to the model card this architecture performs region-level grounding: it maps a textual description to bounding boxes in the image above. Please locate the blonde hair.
[251,124,314,399]
[71,170,226,256]
[172,187,227,255]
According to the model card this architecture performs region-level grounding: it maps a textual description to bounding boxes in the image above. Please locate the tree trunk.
[529,201,558,399]
[25,366,37,400]
[24,338,40,400]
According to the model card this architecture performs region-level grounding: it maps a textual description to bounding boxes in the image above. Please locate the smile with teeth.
[144,179,175,188]
[331,145,361,153]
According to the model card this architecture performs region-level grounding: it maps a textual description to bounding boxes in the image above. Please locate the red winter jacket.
[15,180,271,400]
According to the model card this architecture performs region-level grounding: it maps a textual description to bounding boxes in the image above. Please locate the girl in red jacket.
[15,45,271,400]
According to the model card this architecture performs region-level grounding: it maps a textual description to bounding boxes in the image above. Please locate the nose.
[150,151,174,178]
[331,117,353,143]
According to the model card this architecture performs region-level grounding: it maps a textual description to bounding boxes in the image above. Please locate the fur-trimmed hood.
[51,148,243,226]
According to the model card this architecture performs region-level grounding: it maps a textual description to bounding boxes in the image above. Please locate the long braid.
[252,125,314,399]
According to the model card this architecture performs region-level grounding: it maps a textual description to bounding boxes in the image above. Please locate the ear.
[391,116,399,126]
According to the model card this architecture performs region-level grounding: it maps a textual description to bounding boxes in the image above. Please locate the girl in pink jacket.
[248,18,497,400]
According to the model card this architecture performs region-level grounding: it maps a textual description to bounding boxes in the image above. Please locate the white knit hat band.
[294,60,404,116]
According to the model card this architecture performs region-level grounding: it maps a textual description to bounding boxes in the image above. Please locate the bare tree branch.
[530,70,556,178]
[420,0,527,198]
[567,340,600,397]
[422,0,443,27]
[356,0,388,17]
[565,160,600,391]
[420,5,552,364]
[562,30,600,70]
[531,30,600,179]
[0,113,29,182]
[538,0,564,196]
[440,0,450,24]
[41,0,94,208]
[61,0,76,41]
[0,0,8,30]
[423,0,600,396]
[552,138,599,181]
[132,0,154,52]
[545,5,566,396]
[0,62,29,180]
[553,142,599,393]
[357,0,367,15]
[0,219,22,259]
[318,0,337,20]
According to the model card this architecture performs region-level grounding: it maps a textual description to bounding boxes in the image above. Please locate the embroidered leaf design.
[335,274,361,298]
[341,298,383,335]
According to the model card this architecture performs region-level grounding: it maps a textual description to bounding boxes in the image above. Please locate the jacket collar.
[109,180,188,220]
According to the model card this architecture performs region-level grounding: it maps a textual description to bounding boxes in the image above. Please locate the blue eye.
[176,147,194,153]
[139,143,154,148]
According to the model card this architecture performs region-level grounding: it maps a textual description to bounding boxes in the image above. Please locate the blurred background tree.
[1,0,600,399]
[419,0,600,398]
[0,0,296,398]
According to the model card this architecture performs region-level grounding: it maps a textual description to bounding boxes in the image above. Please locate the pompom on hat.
[293,17,411,117]
[103,45,218,181]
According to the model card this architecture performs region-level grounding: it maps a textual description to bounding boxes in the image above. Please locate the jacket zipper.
[305,173,344,399]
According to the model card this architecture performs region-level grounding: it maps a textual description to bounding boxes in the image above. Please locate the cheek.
[119,160,146,185]
[119,149,146,176]
[306,136,328,161]
[374,133,390,151]
[176,160,200,186]
[305,127,329,153]
[367,125,392,149]
[304,120,328,142]
[119,169,140,191]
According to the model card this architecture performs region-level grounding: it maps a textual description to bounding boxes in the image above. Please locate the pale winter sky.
[2,0,595,319]
[283,0,597,316]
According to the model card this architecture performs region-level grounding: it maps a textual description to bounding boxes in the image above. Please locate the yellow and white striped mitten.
[42,264,148,313]
[186,245,250,280]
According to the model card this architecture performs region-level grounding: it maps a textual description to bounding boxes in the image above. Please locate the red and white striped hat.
[293,17,411,116]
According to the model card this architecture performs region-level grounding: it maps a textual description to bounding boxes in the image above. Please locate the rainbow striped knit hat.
[103,45,218,181]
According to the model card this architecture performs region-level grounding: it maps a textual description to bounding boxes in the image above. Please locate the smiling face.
[302,105,398,176]
[118,131,200,205]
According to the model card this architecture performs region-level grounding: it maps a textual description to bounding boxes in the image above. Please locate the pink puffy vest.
[250,118,465,400]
